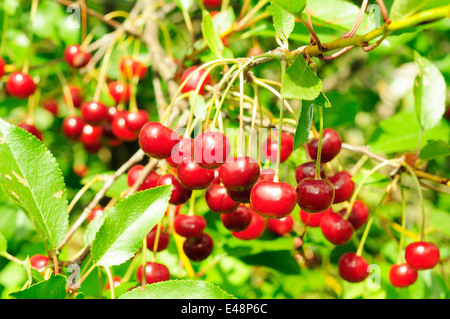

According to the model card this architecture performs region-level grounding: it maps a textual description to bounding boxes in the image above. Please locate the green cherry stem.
[315,103,324,179]
[274,57,287,183]
[398,186,407,263]
[356,215,374,257]
[141,237,147,287]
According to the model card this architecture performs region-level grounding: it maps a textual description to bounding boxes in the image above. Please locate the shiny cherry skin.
[127,164,160,191]
[262,131,294,163]
[219,156,260,191]
[177,158,215,190]
[136,262,170,285]
[320,212,354,245]
[111,110,139,141]
[295,161,326,183]
[17,123,43,141]
[0,57,5,77]
[180,65,212,95]
[30,254,49,270]
[64,44,91,68]
[231,208,265,240]
[389,263,418,288]
[174,214,207,238]
[220,205,253,232]
[225,187,252,204]
[258,168,275,181]
[267,215,294,236]
[296,178,335,213]
[338,200,369,230]
[338,252,369,283]
[119,56,147,79]
[307,128,342,163]
[81,101,108,125]
[64,86,83,108]
[88,206,104,222]
[405,241,440,270]
[6,72,36,99]
[300,207,333,228]
[329,171,354,204]
[108,81,130,104]
[80,124,103,145]
[42,99,58,116]
[125,110,149,132]
[250,181,297,219]
[139,122,180,159]
[205,184,239,214]
[166,138,194,168]
[183,233,214,262]
[146,225,170,252]
[62,116,85,140]
[203,0,221,8]
[157,174,192,205]
[193,131,231,169]
[105,276,122,290]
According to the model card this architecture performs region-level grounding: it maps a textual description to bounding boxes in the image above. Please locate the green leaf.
[119,280,235,299]
[271,0,307,18]
[281,55,322,100]
[390,0,425,21]
[420,140,450,161]
[271,3,295,44]
[306,0,363,31]
[191,94,207,122]
[201,10,224,59]
[0,119,69,250]
[0,231,7,255]
[22,257,45,287]
[211,7,236,35]
[80,172,128,199]
[90,185,172,267]
[413,51,446,131]
[293,100,313,150]
[3,0,20,15]
[9,274,67,299]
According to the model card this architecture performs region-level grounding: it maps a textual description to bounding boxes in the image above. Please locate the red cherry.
[136,262,170,284]
[231,208,265,240]
[111,111,139,141]
[205,184,239,214]
[320,212,354,245]
[0,57,5,77]
[296,178,334,213]
[64,86,83,108]
[64,44,91,68]
[30,254,49,270]
[262,131,294,163]
[125,110,149,132]
[42,99,58,116]
[193,131,230,169]
[174,214,207,238]
[88,206,104,222]
[107,81,130,104]
[146,225,170,252]
[203,0,221,8]
[166,138,194,168]
[405,241,440,270]
[83,140,103,153]
[338,252,369,283]
[306,128,342,163]
[17,123,43,141]
[177,158,215,190]
[180,65,212,96]
[6,72,36,99]
[105,276,122,290]
[250,181,297,219]
[300,207,332,228]
[220,205,253,232]
[80,124,103,145]
[267,215,294,236]
[329,171,355,204]
[157,174,192,205]
[119,56,147,79]
[219,156,260,191]
[295,161,326,183]
[259,168,275,181]
[338,200,369,230]
[62,116,85,140]
[81,101,108,125]
[389,263,418,288]
[127,164,160,191]
[225,187,252,204]
[183,233,214,261]
[139,122,181,159]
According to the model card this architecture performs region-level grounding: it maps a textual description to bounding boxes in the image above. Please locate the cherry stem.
[248,82,259,159]
[104,266,115,299]
[141,237,147,287]
[188,191,196,216]
[315,104,324,179]
[344,0,369,38]
[93,40,116,102]
[274,58,287,183]
[152,221,163,260]
[238,65,245,157]
[68,174,102,213]
[398,186,406,263]
[356,215,374,256]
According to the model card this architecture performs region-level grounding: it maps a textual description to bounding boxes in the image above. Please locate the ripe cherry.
[180,65,212,96]
[231,208,265,240]
[64,44,91,68]
[136,262,170,285]
[183,233,214,262]
[225,187,252,204]
[139,122,181,159]
[193,131,230,169]
[80,124,103,146]
[295,161,326,183]
[405,241,440,270]
[338,252,369,283]
[250,181,297,219]
[18,123,43,141]
[81,101,108,125]
[329,171,354,204]
[338,200,369,230]
[125,110,149,132]
[42,99,58,116]
[62,116,85,140]
[177,158,215,190]
[267,215,294,236]
[108,81,130,104]
[262,131,294,163]
[83,140,103,154]
[119,56,147,79]
[219,156,260,191]
[166,138,194,168]
[146,225,170,252]
[30,254,49,270]
[64,86,83,108]
[320,212,354,245]
[296,178,335,213]
[174,214,207,238]
[300,207,332,228]
[88,206,104,223]
[127,165,160,191]
[203,0,222,8]
[157,174,192,205]
[220,205,253,232]
[389,263,418,288]
[105,276,122,290]
[205,184,239,214]
[0,57,5,77]
[306,128,342,163]
[111,110,139,141]
[6,72,36,99]
[259,168,275,181]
